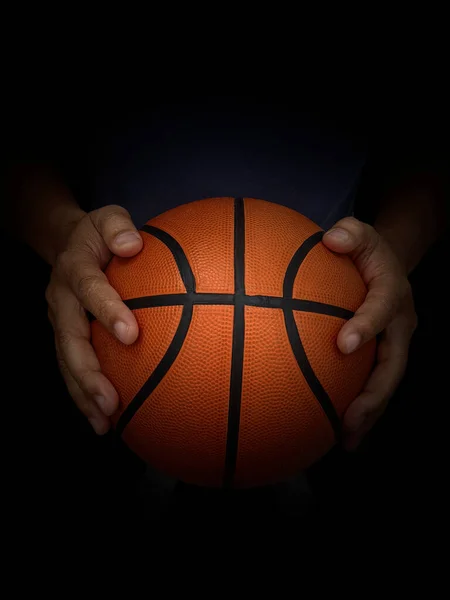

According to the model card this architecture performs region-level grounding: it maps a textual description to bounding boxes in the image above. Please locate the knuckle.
[378,287,397,317]
[356,310,385,339]
[102,210,122,226]
[77,367,100,396]
[360,318,379,340]
[45,283,55,307]
[358,298,394,337]
[55,248,75,278]
[96,205,132,230]
[57,329,73,353]
[338,216,361,228]
[366,390,391,415]
[346,216,370,236]
[95,298,119,325]
[56,352,69,378]
[105,204,130,217]
[77,369,92,393]
[76,273,102,301]
[353,218,370,238]
[343,218,381,262]
[361,223,380,252]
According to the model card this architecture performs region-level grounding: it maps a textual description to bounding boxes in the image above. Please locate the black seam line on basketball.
[141,225,196,293]
[224,198,245,489]
[243,297,354,319]
[282,229,341,441]
[283,308,342,440]
[121,294,354,320]
[115,301,194,436]
[283,230,324,297]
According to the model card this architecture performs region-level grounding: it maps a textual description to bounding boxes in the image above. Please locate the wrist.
[374,175,444,276]
[374,223,411,275]
[48,203,86,266]
[9,165,87,266]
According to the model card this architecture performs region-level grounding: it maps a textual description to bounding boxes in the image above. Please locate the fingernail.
[88,416,108,435]
[115,231,141,247]
[343,332,361,353]
[325,228,350,243]
[114,321,130,343]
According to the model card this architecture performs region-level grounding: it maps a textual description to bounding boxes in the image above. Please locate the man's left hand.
[322,217,418,450]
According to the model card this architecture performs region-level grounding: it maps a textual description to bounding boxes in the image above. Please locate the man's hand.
[45,205,143,434]
[323,217,418,450]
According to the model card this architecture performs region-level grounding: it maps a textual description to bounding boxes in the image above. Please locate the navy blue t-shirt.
[85,100,367,230]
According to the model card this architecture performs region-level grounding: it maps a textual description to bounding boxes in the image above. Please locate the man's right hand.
[45,205,143,434]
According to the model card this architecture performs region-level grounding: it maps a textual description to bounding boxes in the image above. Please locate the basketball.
[91,198,375,488]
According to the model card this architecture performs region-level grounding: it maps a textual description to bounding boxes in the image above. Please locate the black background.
[2,75,448,549]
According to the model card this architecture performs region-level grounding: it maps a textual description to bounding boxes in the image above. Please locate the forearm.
[374,173,446,275]
[7,165,86,266]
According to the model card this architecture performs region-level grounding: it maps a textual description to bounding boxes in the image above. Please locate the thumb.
[322,216,373,255]
[90,205,143,258]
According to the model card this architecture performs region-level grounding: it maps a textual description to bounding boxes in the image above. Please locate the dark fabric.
[83,98,367,229]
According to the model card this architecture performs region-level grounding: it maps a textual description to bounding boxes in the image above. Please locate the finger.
[52,282,119,416]
[343,315,413,446]
[57,250,138,344]
[324,217,408,353]
[337,275,405,353]
[55,344,110,435]
[343,413,380,451]
[90,204,143,257]
[323,216,404,281]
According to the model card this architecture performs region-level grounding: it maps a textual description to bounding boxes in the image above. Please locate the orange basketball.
[92,198,375,488]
